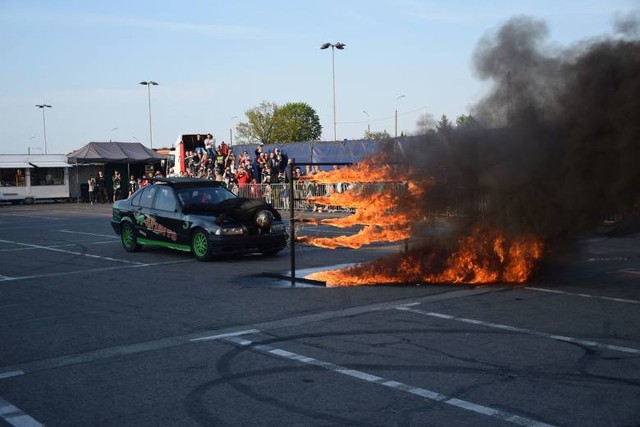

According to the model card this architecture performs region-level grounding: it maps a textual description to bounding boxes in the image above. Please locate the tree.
[364,130,391,140]
[236,101,322,145]
[456,114,469,127]
[271,102,322,143]
[436,114,453,133]
[416,111,436,135]
[235,101,279,145]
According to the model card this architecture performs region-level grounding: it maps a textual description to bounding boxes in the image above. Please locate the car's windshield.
[175,186,236,207]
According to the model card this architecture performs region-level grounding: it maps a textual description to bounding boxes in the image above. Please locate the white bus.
[0,154,71,204]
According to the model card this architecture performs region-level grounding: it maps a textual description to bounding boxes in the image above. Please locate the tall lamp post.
[230,116,238,146]
[395,94,406,138]
[35,104,52,154]
[362,110,370,135]
[139,81,159,148]
[320,42,346,141]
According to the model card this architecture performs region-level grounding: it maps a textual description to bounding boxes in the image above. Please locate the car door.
[132,185,158,242]
[151,186,185,246]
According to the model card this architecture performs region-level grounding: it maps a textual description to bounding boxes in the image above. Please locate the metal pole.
[147,84,153,149]
[36,104,51,154]
[394,109,397,138]
[289,158,296,287]
[331,46,337,142]
[41,107,48,154]
[395,95,406,139]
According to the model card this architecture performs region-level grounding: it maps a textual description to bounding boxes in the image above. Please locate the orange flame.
[299,154,544,286]
[298,154,429,248]
[307,228,544,287]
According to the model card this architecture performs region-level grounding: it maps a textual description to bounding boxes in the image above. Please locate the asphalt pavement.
[0,202,639,426]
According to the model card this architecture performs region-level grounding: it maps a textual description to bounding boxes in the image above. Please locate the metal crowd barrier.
[231,182,354,212]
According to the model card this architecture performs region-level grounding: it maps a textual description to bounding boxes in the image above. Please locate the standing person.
[204,133,215,159]
[128,174,139,197]
[96,171,107,203]
[87,175,96,205]
[193,134,205,158]
[112,170,122,202]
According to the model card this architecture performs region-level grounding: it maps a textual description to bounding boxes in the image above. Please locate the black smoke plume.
[398,14,640,246]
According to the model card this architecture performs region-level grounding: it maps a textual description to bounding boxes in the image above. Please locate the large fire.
[299,154,545,287]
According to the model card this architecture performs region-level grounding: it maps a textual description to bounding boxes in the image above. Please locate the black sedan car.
[111,178,288,261]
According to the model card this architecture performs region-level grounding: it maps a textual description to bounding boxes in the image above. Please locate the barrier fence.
[230,181,478,218]
[231,182,355,213]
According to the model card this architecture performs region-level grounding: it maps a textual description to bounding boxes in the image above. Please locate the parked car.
[111,178,287,261]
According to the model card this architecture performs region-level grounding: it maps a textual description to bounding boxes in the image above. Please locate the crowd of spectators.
[167,135,308,192]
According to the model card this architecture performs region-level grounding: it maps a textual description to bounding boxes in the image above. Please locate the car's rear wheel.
[121,221,141,252]
[191,228,213,261]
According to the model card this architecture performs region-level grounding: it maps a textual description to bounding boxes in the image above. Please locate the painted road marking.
[223,335,555,427]
[0,213,61,220]
[525,286,640,304]
[0,371,24,380]
[0,397,43,427]
[0,259,192,283]
[190,329,260,342]
[0,238,144,265]
[618,268,640,276]
[0,328,257,380]
[396,307,640,355]
[0,240,119,253]
[0,288,498,378]
[58,230,119,239]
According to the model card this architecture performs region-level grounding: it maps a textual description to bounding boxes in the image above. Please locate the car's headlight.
[214,227,244,236]
[271,223,286,232]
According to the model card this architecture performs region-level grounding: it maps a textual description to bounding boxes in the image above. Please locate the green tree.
[436,114,453,133]
[235,101,279,145]
[236,101,322,145]
[272,102,322,143]
[364,130,391,140]
[456,114,469,127]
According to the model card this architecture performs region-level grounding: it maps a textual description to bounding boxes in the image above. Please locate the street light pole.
[320,42,346,141]
[35,104,52,154]
[230,116,238,146]
[139,81,159,148]
[363,110,370,135]
[395,94,406,138]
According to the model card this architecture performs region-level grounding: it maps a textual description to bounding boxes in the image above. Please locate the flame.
[298,153,429,248]
[304,153,400,185]
[299,153,544,286]
[307,228,544,287]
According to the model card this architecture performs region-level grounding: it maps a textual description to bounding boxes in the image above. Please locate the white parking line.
[190,329,260,342]
[0,259,192,283]
[524,286,640,304]
[0,397,43,427]
[396,307,640,355]
[0,240,119,253]
[0,288,497,377]
[0,239,143,265]
[0,213,61,220]
[58,230,119,239]
[0,371,24,380]
[223,335,555,427]
[618,268,640,276]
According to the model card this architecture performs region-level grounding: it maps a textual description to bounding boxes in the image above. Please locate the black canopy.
[67,142,165,164]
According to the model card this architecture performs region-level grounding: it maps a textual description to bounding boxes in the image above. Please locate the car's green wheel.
[121,221,140,252]
[191,229,212,261]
